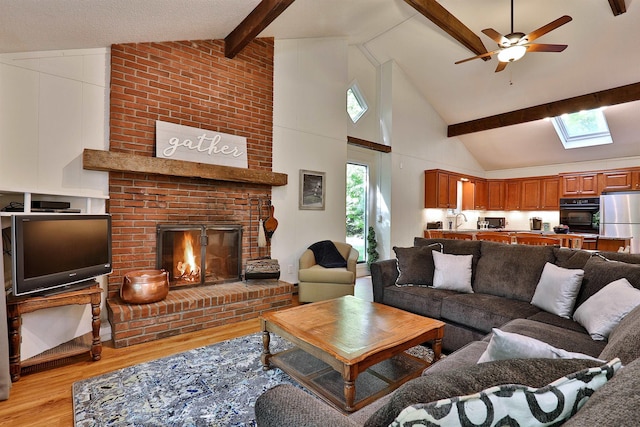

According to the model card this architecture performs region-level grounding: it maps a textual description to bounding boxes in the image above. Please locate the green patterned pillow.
[390,358,621,427]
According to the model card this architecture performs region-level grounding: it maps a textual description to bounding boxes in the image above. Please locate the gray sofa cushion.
[414,238,482,283]
[553,247,592,269]
[576,256,640,308]
[364,358,602,427]
[526,311,588,334]
[383,285,457,319]
[563,356,640,426]
[473,242,555,302]
[497,318,606,357]
[599,304,640,364]
[393,246,436,286]
[441,293,540,334]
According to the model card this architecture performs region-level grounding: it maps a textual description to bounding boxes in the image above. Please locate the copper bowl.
[121,269,169,304]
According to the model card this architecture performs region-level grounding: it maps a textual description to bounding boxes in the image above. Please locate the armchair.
[298,241,358,303]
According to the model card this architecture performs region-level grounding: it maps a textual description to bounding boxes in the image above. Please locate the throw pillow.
[477,329,603,363]
[307,240,346,268]
[390,358,621,427]
[364,358,603,427]
[432,251,473,293]
[393,246,436,287]
[573,278,640,340]
[530,262,584,318]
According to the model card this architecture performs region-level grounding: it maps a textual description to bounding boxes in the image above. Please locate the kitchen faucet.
[455,213,468,230]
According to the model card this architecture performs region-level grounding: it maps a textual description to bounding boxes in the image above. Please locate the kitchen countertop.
[432,229,628,240]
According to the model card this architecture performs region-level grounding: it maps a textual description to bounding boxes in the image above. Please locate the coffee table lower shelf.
[270,346,427,413]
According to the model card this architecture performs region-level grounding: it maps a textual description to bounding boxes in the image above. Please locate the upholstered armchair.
[298,241,359,303]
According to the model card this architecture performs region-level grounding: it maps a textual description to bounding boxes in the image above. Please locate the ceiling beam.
[448,81,640,137]
[404,0,490,60]
[608,0,626,16]
[225,0,296,58]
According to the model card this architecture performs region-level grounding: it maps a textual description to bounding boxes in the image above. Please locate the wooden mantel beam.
[225,0,296,58]
[404,0,490,60]
[608,0,626,16]
[82,149,288,186]
[448,81,640,137]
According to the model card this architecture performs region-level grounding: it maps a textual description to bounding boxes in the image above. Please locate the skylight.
[346,82,368,123]
[551,108,612,149]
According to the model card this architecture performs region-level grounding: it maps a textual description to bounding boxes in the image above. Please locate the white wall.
[0,49,110,359]
[271,38,349,284]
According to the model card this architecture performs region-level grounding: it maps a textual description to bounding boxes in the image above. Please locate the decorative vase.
[120,269,169,304]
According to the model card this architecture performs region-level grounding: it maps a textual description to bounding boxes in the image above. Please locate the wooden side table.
[6,284,102,382]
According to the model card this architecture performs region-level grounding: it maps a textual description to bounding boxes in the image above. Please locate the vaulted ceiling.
[1,0,639,171]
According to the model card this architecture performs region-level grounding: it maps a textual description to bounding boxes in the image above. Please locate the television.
[10,214,112,296]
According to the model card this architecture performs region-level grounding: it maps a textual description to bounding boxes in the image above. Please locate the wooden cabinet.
[540,177,560,209]
[561,173,599,197]
[487,180,505,210]
[473,179,488,210]
[425,170,459,209]
[462,179,488,210]
[600,170,633,192]
[521,179,541,210]
[504,180,521,210]
[633,170,640,190]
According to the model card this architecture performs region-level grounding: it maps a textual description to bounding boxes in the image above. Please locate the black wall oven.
[559,197,600,233]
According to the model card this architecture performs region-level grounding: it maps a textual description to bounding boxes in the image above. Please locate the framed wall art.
[299,170,326,210]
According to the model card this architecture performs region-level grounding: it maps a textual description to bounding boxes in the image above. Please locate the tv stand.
[6,283,102,382]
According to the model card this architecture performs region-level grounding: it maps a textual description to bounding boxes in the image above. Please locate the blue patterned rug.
[73,333,433,426]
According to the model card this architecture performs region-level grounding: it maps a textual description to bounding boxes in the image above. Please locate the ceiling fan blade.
[495,61,509,73]
[525,15,572,43]
[455,49,500,64]
[482,28,509,46]
[526,43,568,53]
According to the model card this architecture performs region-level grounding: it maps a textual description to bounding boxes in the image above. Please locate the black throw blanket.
[308,240,347,268]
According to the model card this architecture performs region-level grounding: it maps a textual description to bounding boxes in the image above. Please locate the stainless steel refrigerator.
[600,192,640,254]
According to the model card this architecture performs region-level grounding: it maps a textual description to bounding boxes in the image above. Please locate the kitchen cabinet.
[540,177,560,209]
[561,173,599,197]
[633,170,640,190]
[600,170,633,192]
[462,179,488,210]
[521,179,541,210]
[505,180,521,210]
[424,170,459,209]
[487,180,505,210]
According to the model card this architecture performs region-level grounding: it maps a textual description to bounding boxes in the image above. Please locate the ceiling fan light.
[497,45,527,63]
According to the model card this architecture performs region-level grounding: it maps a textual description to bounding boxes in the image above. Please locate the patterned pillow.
[390,358,621,427]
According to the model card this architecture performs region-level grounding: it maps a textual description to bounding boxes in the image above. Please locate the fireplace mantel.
[82,149,288,186]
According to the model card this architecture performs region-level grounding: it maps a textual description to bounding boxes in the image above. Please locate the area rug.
[73,333,434,427]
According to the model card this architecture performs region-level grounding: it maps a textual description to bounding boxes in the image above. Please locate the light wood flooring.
[0,315,268,426]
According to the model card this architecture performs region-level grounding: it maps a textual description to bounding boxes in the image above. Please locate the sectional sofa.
[255,238,640,426]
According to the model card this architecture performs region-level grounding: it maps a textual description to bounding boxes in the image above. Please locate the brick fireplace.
[104,38,293,348]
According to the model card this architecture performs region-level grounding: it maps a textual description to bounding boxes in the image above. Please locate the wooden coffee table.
[261,295,445,413]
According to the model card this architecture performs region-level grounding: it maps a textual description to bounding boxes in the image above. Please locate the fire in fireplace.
[156,224,242,288]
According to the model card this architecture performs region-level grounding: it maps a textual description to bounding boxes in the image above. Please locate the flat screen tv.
[10,214,112,296]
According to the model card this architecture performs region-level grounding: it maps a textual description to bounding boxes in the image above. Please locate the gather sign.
[155,120,248,169]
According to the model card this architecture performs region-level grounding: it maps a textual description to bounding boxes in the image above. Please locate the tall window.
[346,163,368,263]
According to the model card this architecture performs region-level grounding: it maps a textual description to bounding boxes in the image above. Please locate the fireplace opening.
[156,224,242,288]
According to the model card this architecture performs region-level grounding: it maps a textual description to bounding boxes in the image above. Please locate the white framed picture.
[299,170,326,210]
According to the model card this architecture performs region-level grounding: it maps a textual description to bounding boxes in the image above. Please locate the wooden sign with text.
[155,121,248,169]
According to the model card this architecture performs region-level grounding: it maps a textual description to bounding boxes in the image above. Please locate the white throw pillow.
[573,278,640,340]
[477,328,603,363]
[391,359,621,427]
[432,251,473,293]
[530,262,584,318]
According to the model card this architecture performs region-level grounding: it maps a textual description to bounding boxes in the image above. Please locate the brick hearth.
[107,280,293,348]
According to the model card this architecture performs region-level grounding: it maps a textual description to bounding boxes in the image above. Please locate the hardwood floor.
[0,318,264,426]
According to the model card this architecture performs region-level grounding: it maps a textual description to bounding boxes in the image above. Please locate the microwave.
[559,197,600,233]
[477,217,505,229]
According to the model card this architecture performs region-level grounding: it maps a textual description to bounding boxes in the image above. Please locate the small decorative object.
[121,269,170,304]
[245,257,280,281]
[299,170,325,210]
[553,224,570,234]
[367,226,379,268]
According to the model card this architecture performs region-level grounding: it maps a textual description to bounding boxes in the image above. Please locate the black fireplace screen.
[156,224,242,288]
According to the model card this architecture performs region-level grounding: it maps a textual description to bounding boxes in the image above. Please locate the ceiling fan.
[456,0,572,72]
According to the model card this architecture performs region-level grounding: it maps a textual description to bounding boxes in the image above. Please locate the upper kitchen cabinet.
[425,169,459,209]
[487,180,505,210]
[540,177,560,209]
[633,170,640,190]
[520,179,540,210]
[561,172,599,197]
[461,179,488,210]
[600,170,633,192]
[504,180,521,210]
